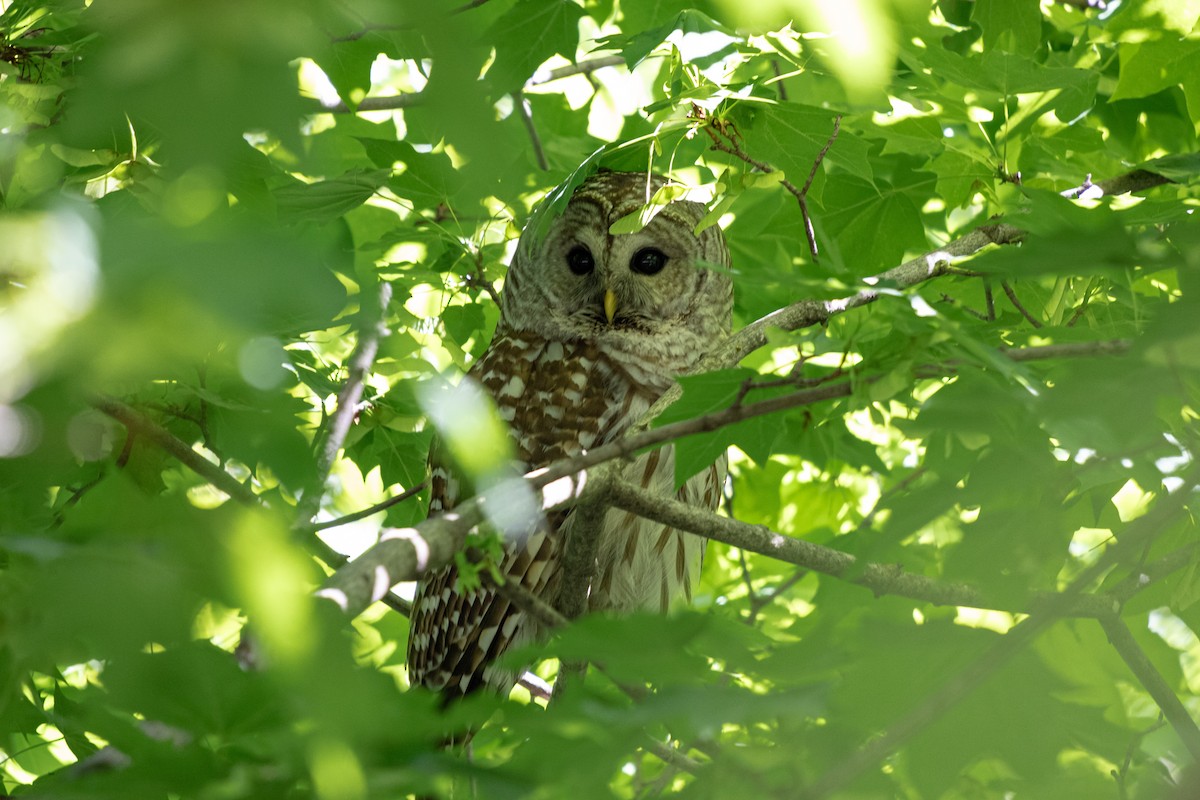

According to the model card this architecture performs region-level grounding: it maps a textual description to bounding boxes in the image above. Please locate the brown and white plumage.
[407,171,733,698]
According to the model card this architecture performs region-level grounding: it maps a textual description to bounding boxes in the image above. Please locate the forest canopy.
[1,0,1199,798]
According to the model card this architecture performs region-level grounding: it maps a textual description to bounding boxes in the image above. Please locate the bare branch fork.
[704,115,842,263]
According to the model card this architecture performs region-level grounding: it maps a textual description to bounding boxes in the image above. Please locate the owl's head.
[500,171,733,359]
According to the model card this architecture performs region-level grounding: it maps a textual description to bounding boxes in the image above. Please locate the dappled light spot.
[66,410,111,461]
[237,336,289,390]
[313,587,350,613]
[382,526,431,572]
[0,404,40,457]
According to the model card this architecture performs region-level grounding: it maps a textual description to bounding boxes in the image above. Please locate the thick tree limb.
[315,506,484,618]
[1095,168,1173,196]
[605,479,1121,618]
[554,473,613,621]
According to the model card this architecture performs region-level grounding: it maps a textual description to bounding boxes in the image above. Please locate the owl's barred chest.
[472,331,664,467]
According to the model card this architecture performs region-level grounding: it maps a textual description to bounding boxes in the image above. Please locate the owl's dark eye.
[630,247,668,276]
[566,245,594,275]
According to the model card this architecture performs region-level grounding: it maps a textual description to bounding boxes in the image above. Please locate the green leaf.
[364,139,464,205]
[818,174,927,274]
[484,0,585,92]
[1143,151,1200,184]
[273,169,388,223]
[931,149,995,208]
[749,102,874,184]
[1111,38,1200,102]
[972,0,1041,54]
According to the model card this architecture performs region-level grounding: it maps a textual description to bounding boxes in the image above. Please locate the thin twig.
[514,90,549,172]
[527,55,626,86]
[331,24,407,43]
[796,113,845,265]
[309,55,627,115]
[91,395,416,618]
[91,397,258,506]
[313,480,429,531]
[642,737,705,775]
[1112,718,1167,798]
[705,126,816,259]
[1066,282,1098,327]
[297,281,393,525]
[1097,613,1200,762]
[770,59,788,101]
[801,114,841,198]
[451,0,492,13]
[1000,280,1043,328]
[706,115,839,263]
[468,254,503,308]
[306,92,423,114]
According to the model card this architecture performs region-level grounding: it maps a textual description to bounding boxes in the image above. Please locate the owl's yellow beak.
[603,289,618,324]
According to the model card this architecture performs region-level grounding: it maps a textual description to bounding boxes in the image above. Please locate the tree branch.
[315,506,484,618]
[312,480,429,531]
[801,465,1200,799]
[514,90,549,172]
[1063,168,1175,199]
[1001,280,1043,328]
[706,222,1023,372]
[705,119,839,263]
[527,55,626,86]
[306,92,423,114]
[297,281,392,525]
[307,55,628,115]
[1096,168,1172,196]
[1098,612,1200,762]
[91,397,258,506]
[605,478,1121,617]
[316,338,1131,615]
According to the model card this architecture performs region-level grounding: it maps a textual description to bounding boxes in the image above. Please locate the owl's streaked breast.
[473,330,658,468]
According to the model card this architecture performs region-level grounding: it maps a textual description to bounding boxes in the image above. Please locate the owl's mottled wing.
[407,333,601,697]
[406,476,561,695]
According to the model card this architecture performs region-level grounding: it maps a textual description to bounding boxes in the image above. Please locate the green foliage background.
[1,0,1199,797]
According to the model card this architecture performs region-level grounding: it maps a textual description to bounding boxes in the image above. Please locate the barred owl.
[407,171,733,698]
